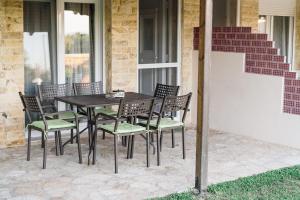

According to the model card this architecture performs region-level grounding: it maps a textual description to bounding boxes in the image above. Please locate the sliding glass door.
[23,0,56,95]
[64,2,95,84]
[57,0,102,87]
[138,0,180,96]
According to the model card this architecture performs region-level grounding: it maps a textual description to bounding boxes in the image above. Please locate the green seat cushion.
[140,118,183,129]
[79,106,117,116]
[47,111,85,120]
[29,119,76,130]
[95,107,118,116]
[98,122,146,134]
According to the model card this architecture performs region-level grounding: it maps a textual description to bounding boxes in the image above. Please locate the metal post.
[195,0,213,194]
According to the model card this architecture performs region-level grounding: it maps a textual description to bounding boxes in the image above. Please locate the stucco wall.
[0,0,25,148]
[240,0,258,32]
[210,52,300,149]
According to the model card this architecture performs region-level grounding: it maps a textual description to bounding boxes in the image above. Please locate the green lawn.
[154,165,300,200]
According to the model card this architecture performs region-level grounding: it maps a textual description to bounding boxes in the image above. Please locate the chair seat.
[140,118,184,129]
[46,111,85,120]
[95,107,118,116]
[98,122,146,134]
[29,119,76,130]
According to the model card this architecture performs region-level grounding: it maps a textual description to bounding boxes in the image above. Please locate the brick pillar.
[110,0,138,92]
[295,0,300,70]
[0,0,25,148]
[240,0,259,32]
[182,0,200,128]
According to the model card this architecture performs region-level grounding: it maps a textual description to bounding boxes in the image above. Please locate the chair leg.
[171,129,175,148]
[156,131,160,166]
[92,129,97,164]
[27,128,31,161]
[54,132,59,156]
[43,132,47,169]
[146,132,150,168]
[41,133,45,148]
[77,128,82,164]
[160,131,163,152]
[182,127,185,159]
[70,129,74,144]
[127,135,132,159]
[114,135,118,174]
[102,131,105,140]
[130,135,135,159]
[58,131,63,155]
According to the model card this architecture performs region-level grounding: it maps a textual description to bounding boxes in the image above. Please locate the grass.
[154,165,300,200]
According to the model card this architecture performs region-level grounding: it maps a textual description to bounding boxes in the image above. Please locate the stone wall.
[295,0,300,70]
[110,0,138,92]
[0,0,25,148]
[181,0,200,128]
[240,0,259,33]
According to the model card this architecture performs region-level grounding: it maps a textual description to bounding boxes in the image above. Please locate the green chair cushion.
[47,111,85,120]
[98,122,146,134]
[95,107,118,116]
[140,118,184,129]
[29,119,76,130]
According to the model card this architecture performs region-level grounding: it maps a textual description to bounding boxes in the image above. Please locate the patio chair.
[153,83,180,149]
[73,81,118,126]
[37,83,86,149]
[139,93,192,166]
[19,92,82,169]
[94,98,156,173]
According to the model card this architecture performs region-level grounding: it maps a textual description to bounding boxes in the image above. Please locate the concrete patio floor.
[1,130,300,200]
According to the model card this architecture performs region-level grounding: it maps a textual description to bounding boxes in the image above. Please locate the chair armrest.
[95,112,118,121]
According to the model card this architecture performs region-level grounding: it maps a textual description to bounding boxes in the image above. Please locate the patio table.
[55,92,153,164]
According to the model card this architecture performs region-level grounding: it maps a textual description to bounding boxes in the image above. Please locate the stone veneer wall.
[181,0,200,95]
[181,0,200,128]
[110,0,138,92]
[295,0,300,70]
[105,0,112,92]
[240,0,258,33]
[0,0,25,148]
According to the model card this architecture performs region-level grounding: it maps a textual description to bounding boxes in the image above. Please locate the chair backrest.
[153,83,179,98]
[73,81,103,96]
[19,92,44,123]
[117,98,155,118]
[37,83,73,104]
[159,92,192,123]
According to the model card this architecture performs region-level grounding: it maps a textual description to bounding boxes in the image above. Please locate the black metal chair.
[19,92,82,169]
[37,83,86,150]
[139,93,192,166]
[154,83,180,99]
[153,83,180,148]
[73,81,118,139]
[94,98,156,173]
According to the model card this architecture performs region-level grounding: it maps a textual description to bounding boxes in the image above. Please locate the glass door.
[64,2,95,84]
[57,0,102,87]
[138,0,180,96]
[23,0,56,95]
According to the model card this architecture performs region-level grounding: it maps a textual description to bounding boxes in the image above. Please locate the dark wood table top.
[55,92,153,108]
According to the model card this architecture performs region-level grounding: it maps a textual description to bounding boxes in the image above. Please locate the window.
[138,0,180,96]
[213,0,238,27]
[259,15,294,64]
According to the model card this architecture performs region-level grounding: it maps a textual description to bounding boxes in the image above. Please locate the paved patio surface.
[1,130,300,200]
